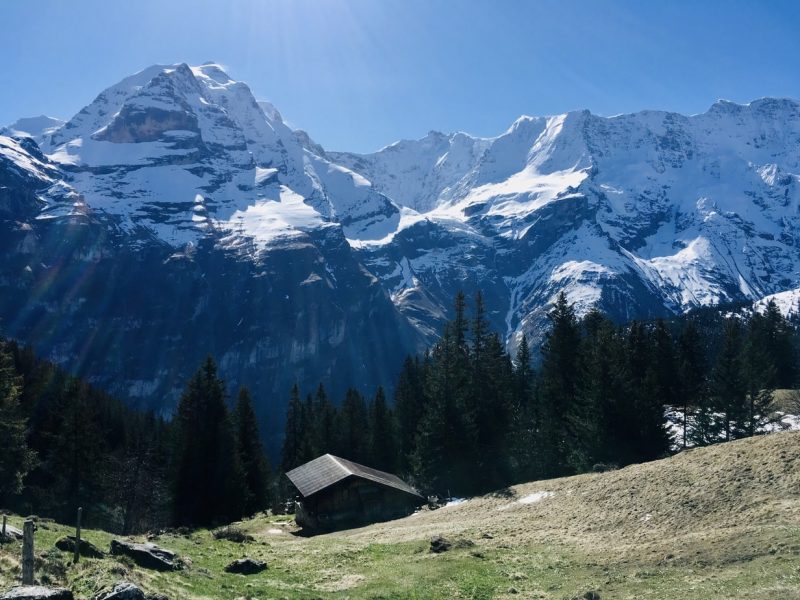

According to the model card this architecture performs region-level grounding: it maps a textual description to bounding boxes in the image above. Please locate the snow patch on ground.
[518,491,555,505]
[499,491,554,510]
[443,498,468,508]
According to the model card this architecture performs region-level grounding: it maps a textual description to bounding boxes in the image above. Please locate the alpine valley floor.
[1,431,799,599]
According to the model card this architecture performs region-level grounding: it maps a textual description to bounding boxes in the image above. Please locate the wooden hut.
[286,454,424,530]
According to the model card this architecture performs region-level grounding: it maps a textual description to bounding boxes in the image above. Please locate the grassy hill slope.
[2,431,799,599]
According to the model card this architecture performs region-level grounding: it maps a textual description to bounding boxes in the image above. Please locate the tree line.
[281,292,799,497]
[2,291,797,529]
[0,345,272,532]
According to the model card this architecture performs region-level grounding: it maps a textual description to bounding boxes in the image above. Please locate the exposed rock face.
[109,540,179,571]
[0,587,73,600]
[3,61,800,443]
[92,584,144,600]
[0,63,420,455]
[333,99,800,350]
[55,536,104,558]
[224,558,267,574]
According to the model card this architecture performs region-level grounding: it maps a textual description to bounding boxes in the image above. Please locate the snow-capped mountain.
[3,61,800,437]
[0,64,417,449]
[333,99,800,348]
[754,287,800,318]
[1,115,65,144]
[39,62,399,246]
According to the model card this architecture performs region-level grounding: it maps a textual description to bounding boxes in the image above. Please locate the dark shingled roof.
[286,454,423,499]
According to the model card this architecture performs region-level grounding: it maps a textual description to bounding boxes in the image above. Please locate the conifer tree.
[573,310,619,469]
[369,387,398,472]
[625,321,671,460]
[173,357,245,526]
[413,292,475,494]
[676,319,706,448]
[394,355,426,472]
[537,292,582,476]
[337,388,370,462]
[760,300,796,388]
[711,321,748,441]
[234,387,271,516]
[0,343,35,505]
[510,334,537,481]
[313,384,337,456]
[45,378,107,520]
[281,384,305,472]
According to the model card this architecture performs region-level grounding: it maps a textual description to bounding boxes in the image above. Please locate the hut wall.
[299,477,420,530]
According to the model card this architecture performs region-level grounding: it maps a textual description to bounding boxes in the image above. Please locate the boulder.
[109,540,178,571]
[429,535,452,553]
[93,583,144,600]
[0,524,23,541]
[55,536,104,558]
[1,587,73,600]
[223,558,267,575]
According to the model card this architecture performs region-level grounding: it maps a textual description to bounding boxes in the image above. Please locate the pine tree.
[0,343,35,505]
[537,292,582,476]
[624,321,671,461]
[413,292,476,494]
[173,357,245,526]
[651,319,678,409]
[478,332,515,487]
[369,387,397,472]
[234,387,271,516]
[510,334,537,481]
[394,355,426,472]
[337,388,370,463]
[761,300,796,388]
[312,384,337,456]
[281,384,305,472]
[45,378,107,521]
[112,412,171,534]
[676,319,707,448]
[710,321,748,441]
[573,310,618,469]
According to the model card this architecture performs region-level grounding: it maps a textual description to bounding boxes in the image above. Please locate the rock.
[429,535,452,553]
[1,587,73,600]
[0,524,23,541]
[93,583,144,600]
[572,592,601,600]
[55,536,104,558]
[224,558,267,575]
[109,540,179,571]
[144,595,169,600]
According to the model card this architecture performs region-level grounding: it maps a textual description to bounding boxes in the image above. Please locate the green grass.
[2,514,799,599]
[2,432,800,598]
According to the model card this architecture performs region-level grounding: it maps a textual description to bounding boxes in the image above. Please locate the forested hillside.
[3,292,798,530]
[282,292,800,497]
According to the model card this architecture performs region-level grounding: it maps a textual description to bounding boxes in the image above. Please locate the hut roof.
[286,454,423,499]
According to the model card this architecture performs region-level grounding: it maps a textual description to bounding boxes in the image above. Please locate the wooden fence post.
[22,519,34,585]
[74,507,82,564]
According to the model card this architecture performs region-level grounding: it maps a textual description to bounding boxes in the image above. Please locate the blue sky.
[2,0,800,152]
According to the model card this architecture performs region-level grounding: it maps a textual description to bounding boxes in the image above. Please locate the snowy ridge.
[754,288,800,317]
[333,98,800,347]
[29,63,398,249]
[5,63,800,355]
